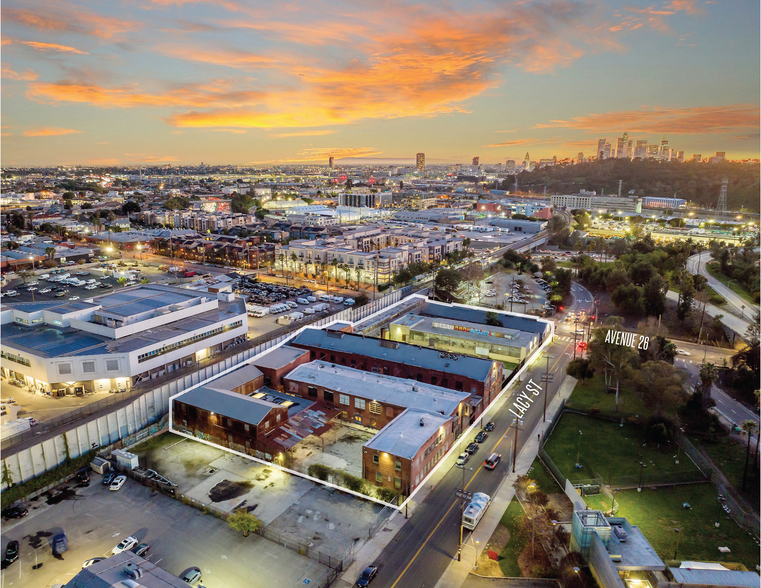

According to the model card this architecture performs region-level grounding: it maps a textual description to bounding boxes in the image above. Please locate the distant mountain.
[505,159,760,212]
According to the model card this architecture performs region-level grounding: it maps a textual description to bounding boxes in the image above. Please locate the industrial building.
[551,194,642,214]
[1,285,247,396]
[288,327,503,406]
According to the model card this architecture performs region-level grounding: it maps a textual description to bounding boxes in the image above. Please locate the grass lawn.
[544,412,701,484]
[706,262,757,305]
[585,484,760,570]
[498,498,528,577]
[130,431,186,454]
[525,457,563,494]
[565,375,650,417]
[690,435,760,511]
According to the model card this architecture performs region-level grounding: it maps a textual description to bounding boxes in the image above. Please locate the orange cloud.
[251,147,383,164]
[270,130,336,138]
[155,44,286,69]
[2,64,38,81]
[487,139,539,148]
[534,104,760,134]
[23,127,83,137]
[3,7,141,39]
[20,41,88,54]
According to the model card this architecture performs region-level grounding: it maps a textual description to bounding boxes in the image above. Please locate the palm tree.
[741,420,757,491]
[340,263,350,285]
[290,253,298,281]
[278,253,288,286]
[45,247,56,260]
[698,362,718,408]
[355,266,362,288]
[331,258,339,287]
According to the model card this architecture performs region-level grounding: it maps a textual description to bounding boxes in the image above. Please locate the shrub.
[376,488,399,504]
[341,472,368,494]
[307,464,331,481]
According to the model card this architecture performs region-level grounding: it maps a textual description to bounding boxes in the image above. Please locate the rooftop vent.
[419,417,425,427]
[124,563,143,579]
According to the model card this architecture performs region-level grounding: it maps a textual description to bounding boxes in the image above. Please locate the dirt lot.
[289,425,374,478]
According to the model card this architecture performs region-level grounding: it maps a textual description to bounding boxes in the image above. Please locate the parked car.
[111,536,138,555]
[110,475,127,491]
[179,566,202,584]
[484,421,495,432]
[40,288,52,294]
[465,442,479,455]
[4,540,19,564]
[75,469,90,483]
[53,533,68,555]
[355,564,378,587]
[484,453,501,470]
[102,471,116,485]
[455,452,470,467]
[474,431,489,443]
[82,557,105,568]
[132,543,151,557]
[2,507,28,520]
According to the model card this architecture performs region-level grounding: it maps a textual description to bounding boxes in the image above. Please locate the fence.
[1,289,407,454]
[368,496,399,539]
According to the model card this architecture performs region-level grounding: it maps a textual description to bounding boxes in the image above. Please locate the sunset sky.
[1,0,759,166]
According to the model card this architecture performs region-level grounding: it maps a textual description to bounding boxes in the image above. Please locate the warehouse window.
[355,398,366,410]
[323,390,334,403]
[58,363,72,375]
[106,359,119,372]
[373,454,379,465]
[394,477,401,489]
[308,386,318,398]
[369,401,381,415]
[339,394,350,406]
[376,472,383,483]
[82,361,96,373]
[395,461,401,471]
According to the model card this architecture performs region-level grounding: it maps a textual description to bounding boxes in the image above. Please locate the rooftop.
[64,551,187,588]
[420,301,550,335]
[669,567,760,587]
[364,409,452,459]
[253,345,310,370]
[604,517,665,572]
[392,314,537,349]
[285,360,470,416]
[175,385,280,425]
[289,328,494,381]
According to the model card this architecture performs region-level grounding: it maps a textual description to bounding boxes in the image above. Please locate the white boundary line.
[168,294,554,511]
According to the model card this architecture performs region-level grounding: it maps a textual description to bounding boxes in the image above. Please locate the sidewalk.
[434,376,578,588]
[331,373,539,587]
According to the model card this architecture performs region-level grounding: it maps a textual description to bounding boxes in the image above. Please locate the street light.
[575,430,583,468]
[673,528,681,560]
[473,538,480,570]
[512,418,523,472]
[542,355,553,422]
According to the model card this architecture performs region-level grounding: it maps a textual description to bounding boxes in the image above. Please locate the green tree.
[642,275,668,317]
[698,362,718,408]
[566,358,595,384]
[741,420,758,491]
[588,319,638,410]
[540,256,556,273]
[632,361,689,417]
[228,510,263,537]
[116,277,129,287]
[611,283,645,315]
[45,247,57,260]
[122,201,141,214]
[485,312,502,327]
[434,269,463,298]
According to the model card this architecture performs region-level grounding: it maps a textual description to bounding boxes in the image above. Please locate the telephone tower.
[717,177,728,212]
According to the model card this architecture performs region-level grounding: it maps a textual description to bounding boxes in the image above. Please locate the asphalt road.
[369,285,594,588]
[687,252,758,319]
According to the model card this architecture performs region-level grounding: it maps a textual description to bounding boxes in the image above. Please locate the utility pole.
[573,318,578,360]
[454,479,472,561]
[542,355,553,422]
[512,418,523,472]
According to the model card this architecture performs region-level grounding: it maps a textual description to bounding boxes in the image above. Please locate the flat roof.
[94,286,203,317]
[420,301,550,335]
[285,360,470,416]
[174,385,279,425]
[65,551,187,587]
[253,345,310,370]
[207,364,264,391]
[289,328,494,381]
[669,567,760,587]
[605,517,665,572]
[364,409,452,459]
[392,314,537,349]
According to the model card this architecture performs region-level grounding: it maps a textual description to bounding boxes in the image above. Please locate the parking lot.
[473,271,548,312]
[0,474,331,588]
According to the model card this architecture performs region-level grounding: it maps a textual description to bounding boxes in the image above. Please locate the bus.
[462,492,491,531]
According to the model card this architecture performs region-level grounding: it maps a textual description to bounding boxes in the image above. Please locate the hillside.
[504,159,760,212]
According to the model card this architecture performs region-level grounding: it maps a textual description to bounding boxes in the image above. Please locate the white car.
[109,475,127,491]
[40,288,52,294]
[676,349,691,356]
[69,296,80,301]
[111,535,138,555]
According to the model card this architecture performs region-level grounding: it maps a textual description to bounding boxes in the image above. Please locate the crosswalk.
[555,336,580,342]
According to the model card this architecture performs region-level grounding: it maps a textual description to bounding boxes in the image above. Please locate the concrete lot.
[1,380,113,424]
[289,425,374,478]
[130,433,314,524]
[0,474,330,588]
[266,486,382,562]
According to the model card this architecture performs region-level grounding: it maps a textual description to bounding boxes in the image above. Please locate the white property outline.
[168,294,554,510]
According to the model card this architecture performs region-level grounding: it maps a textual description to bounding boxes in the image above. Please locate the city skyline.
[1,0,759,166]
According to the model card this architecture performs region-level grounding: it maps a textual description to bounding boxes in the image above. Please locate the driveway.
[687,252,758,319]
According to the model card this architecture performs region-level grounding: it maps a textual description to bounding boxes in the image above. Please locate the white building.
[0,285,247,395]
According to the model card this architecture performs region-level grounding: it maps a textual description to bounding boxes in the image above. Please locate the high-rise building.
[472,156,480,167]
[596,139,607,159]
[616,132,630,158]
[505,160,516,173]
[603,143,611,159]
[328,156,335,169]
[634,140,648,159]
[524,152,530,168]
[692,154,702,162]
[676,151,684,163]
[715,151,726,160]
[647,145,660,158]
[416,152,425,172]
[659,138,670,160]
[577,152,584,163]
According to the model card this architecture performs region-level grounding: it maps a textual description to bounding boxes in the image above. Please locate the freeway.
[665,290,751,341]
[686,252,759,319]
[370,284,594,588]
